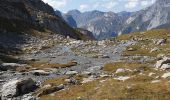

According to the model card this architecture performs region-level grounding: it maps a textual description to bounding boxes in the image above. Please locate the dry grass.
[116,29,170,57]
[28,61,77,69]
[38,76,170,100]
[103,62,150,72]
[15,61,77,72]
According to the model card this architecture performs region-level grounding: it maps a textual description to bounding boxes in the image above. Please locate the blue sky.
[42,0,156,13]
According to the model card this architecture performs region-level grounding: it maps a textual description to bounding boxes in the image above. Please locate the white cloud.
[141,1,149,6]
[104,1,118,10]
[140,0,156,6]
[79,4,88,11]
[125,0,139,9]
[42,0,67,9]
[92,1,118,10]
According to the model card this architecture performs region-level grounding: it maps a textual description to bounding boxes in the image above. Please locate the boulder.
[151,80,160,83]
[115,68,126,73]
[65,77,77,85]
[81,76,96,84]
[30,70,50,76]
[0,63,27,71]
[127,48,136,51]
[155,57,170,69]
[1,78,37,99]
[38,84,64,97]
[65,71,78,75]
[114,76,130,81]
[160,64,170,70]
[156,39,167,45]
[157,54,166,60]
[87,66,102,72]
[100,55,110,58]
[162,72,170,78]
[150,47,159,53]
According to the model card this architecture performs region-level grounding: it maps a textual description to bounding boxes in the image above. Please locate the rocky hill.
[120,0,170,35]
[75,28,96,40]
[62,14,77,28]
[0,0,93,55]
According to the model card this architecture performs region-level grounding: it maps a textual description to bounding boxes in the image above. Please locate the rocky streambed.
[0,36,135,100]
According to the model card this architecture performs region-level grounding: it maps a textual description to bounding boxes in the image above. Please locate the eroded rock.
[162,72,170,78]
[1,78,37,99]
[155,57,170,69]
[0,63,27,71]
[30,70,50,76]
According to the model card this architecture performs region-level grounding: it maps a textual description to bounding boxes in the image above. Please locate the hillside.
[0,0,93,56]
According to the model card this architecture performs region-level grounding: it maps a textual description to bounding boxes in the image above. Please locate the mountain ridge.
[62,0,170,39]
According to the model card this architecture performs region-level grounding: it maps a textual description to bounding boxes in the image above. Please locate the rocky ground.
[0,29,170,100]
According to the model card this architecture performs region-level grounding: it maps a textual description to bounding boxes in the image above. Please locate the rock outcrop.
[1,78,37,99]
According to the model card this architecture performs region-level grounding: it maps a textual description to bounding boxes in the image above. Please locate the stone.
[77,96,83,100]
[101,55,110,58]
[1,78,37,99]
[156,39,167,45]
[150,47,159,53]
[160,64,170,70]
[81,71,92,75]
[100,74,110,78]
[127,48,135,51]
[65,71,78,75]
[151,80,160,83]
[86,66,102,72]
[114,76,130,81]
[0,63,27,71]
[30,70,50,76]
[65,77,77,85]
[155,57,170,69]
[162,72,170,78]
[148,72,156,76]
[0,79,5,83]
[38,84,64,97]
[157,54,166,60]
[115,68,126,73]
[81,76,96,84]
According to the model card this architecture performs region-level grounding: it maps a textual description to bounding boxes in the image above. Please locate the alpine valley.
[0,0,170,100]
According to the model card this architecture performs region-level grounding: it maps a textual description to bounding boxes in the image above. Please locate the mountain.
[118,0,170,35]
[66,10,131,40]
[0,0,95,56]
[0,0,91,40]
[62,14,77,28]
[75,28,95,40]
[65,0,170,39]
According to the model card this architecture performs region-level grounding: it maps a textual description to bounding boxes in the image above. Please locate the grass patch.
[27,61,77,70]
[38,77,170,100]
[103,62,150,73]
[116,29,170,57]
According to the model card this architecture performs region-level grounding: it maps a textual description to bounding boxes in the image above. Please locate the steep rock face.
[75,28,95,40]
[62,14,77,28]
[0,0,84,39]
[120,0,170,35]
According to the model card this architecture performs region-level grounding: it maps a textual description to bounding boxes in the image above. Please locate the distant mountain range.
[60,0,170,40]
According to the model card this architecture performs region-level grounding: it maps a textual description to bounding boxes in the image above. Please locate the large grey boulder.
[1,78,37,99]
[155,57,170,69]
[0,63,27,71]
[30,70,50,76]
